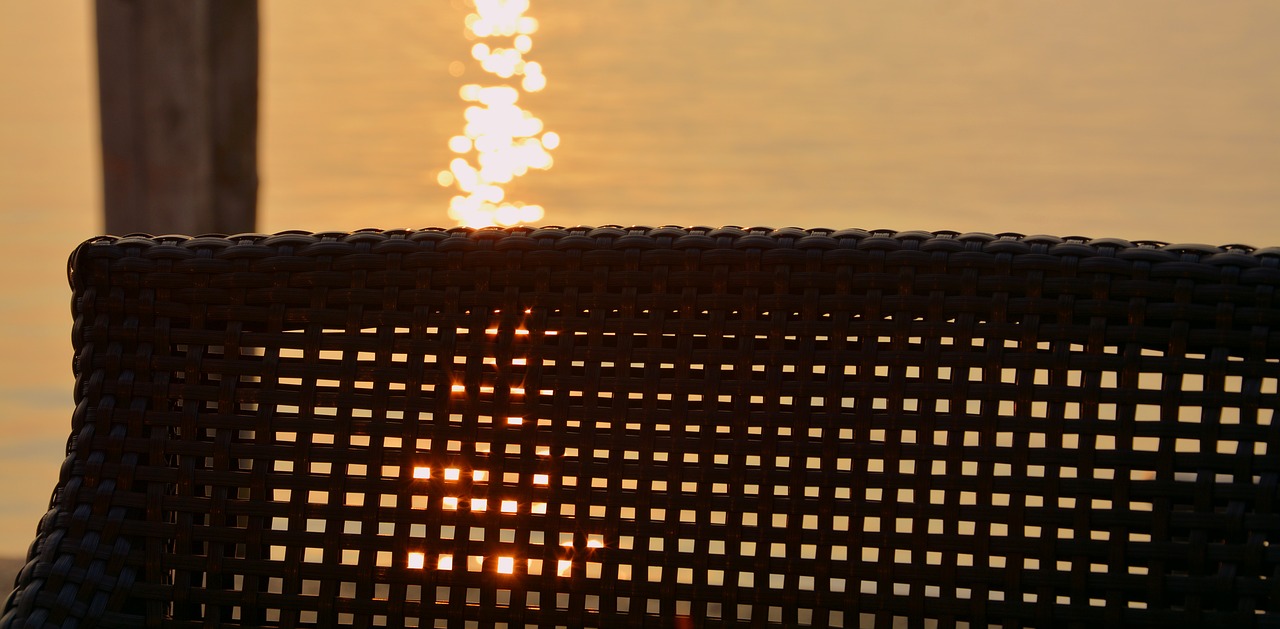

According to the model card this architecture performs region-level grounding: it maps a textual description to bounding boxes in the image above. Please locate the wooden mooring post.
[96,0,259,236]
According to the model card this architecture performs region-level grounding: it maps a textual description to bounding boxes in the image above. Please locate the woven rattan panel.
[3,227,1279,628]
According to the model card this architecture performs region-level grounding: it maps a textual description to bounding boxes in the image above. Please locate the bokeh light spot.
[444,0,556,227]
[448,136,473,153]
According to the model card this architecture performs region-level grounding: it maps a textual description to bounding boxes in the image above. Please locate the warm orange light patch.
[587,535,604,549]
[556,560,572,577]
[507,416,523,425]
[438,554,454,570]
[501,499,518,513]
[497,556,515,574]
[533,473,549,485]
[443,497,460,510]
[408,552,426,569]
[444,468,461,481]
[413,467,431,479]
[472,498,488,512]
[451,384,467,393]
[474,470,489,482]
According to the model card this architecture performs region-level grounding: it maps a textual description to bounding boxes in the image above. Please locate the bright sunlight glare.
[442,0,555,227]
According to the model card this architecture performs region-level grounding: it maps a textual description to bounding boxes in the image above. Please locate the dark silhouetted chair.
[3,226,1278,628]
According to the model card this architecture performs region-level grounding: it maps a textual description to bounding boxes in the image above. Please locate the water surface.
[0,0,1277,555]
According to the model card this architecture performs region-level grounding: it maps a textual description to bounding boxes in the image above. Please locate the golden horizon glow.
[443,0,556,227]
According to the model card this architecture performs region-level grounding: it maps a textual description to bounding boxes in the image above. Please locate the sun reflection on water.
[440,0,556,227]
